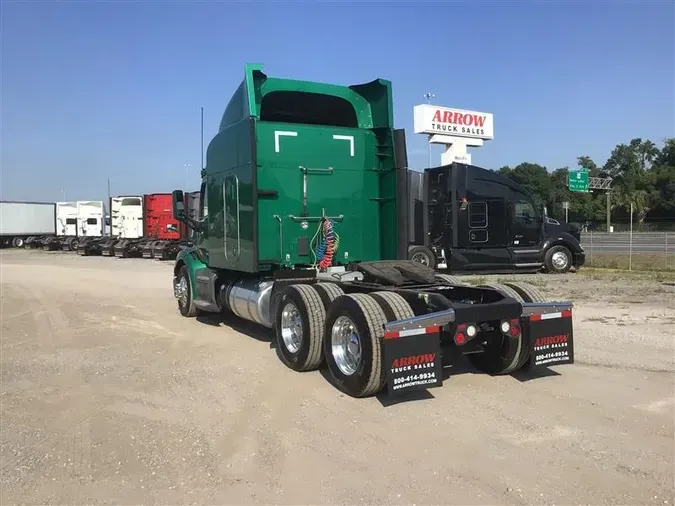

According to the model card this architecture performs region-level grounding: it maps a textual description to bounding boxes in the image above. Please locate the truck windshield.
[260,91,358,128]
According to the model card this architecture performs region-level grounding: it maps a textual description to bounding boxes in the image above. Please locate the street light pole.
[423,92,435,168]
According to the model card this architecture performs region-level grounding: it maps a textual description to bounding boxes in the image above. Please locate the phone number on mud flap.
[535,351,569,361]
[393,372,437,385]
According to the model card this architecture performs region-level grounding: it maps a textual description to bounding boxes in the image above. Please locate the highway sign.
[569,169,589,192]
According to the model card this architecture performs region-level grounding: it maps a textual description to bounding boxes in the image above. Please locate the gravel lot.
[1,250,674,505]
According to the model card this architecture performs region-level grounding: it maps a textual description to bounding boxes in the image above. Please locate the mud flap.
[524,310,574,368]
[383,327,444,396]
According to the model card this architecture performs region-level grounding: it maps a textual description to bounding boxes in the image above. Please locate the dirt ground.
[1,250,673,506]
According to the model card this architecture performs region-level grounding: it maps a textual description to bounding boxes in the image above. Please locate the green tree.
[602,138,660,223]
[493,137,672,227]
[502,162,551,208]
[650,138,675,213]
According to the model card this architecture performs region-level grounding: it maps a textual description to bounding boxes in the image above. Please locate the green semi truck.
[170,64,576,398]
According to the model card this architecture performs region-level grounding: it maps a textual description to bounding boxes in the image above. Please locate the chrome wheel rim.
[331,316,362,376]
[411,252,430,266]
[175,276,188,306]
[552,251,569,270]
[280,302,303,354]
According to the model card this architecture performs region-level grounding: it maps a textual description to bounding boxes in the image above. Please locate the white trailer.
[0,201,56,248]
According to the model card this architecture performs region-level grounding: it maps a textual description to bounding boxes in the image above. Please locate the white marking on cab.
[274,131,298,152]
[333,134,355,157]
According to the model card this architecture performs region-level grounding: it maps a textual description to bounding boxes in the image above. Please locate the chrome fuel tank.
[226,279,275,328]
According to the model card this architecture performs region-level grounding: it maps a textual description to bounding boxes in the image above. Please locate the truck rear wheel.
[466,325,529,375]
[503,281,547,303]
[12,237,25,248]
[408,245,437,269]
[324,293,389,398]
[476,283,524,303]
[369,291,415,321]
[313,282,344,310]
[435,273,464,286]
[275,284,326,372]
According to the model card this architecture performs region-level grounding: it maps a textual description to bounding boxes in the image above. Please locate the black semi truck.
[405,162,585,274]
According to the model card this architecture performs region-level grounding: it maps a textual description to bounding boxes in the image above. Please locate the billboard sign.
[414,105,494,140]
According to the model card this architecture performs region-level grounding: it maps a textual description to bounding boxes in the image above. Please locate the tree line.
[497,137,675,230]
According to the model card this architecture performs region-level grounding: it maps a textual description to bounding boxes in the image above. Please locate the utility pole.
[606,191,611,232]
[184,163,190,190]
[201,106,205,170]
[423,92,435,168]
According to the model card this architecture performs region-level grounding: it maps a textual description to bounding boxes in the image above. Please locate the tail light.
[507,318,521,337]
[454,323,477,345]
[454,323,466,345]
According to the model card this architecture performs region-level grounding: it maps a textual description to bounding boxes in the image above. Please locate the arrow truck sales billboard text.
[414,105,494,140]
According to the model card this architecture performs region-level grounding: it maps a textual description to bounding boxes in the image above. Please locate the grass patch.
[497,276,548,287]
[580,267,675,282]
[585,252,675,273]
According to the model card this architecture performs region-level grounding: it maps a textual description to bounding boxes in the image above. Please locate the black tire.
[544,245,573,274]
[313,282,345,311]
[503,281,547,303]
[408,245,437,270]
[476,283,525,303]
[114,240,127,258]
[323,293,389,398]
[275,284,326,372]
[176,265,199,317]
[466,327,529,375]
[466,284,529,375]
[435,273,464,286]
[369,291,415,321]
[12,237,24,248]
[146,240,158,259]
[77,240,88,255]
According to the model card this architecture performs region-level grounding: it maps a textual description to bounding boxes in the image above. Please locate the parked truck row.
[0,192,200,261]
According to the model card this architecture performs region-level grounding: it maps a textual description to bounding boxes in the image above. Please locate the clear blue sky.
[1,0,673,204]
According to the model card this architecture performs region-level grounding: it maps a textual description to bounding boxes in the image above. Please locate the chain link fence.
[580,231,674,271]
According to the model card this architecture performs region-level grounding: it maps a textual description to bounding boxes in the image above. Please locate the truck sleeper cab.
[170,64,576,398]
[151,191,201,260]
[407,164,586,274]
[137,193,183,260]
[41,201,78,251]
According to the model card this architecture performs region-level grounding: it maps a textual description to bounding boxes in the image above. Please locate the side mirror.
[172,190,185,220]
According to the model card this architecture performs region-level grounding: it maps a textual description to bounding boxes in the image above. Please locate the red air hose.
[319,219,336,269]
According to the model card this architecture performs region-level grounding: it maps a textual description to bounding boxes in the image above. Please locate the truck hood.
[544,218,582,242]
